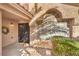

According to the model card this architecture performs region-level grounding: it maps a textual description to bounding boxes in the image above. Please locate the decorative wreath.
[2,26,9,34]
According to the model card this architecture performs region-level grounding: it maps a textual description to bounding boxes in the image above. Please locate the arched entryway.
[46,8,62,18]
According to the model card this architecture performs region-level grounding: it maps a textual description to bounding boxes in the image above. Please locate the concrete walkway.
[2,40,52,56]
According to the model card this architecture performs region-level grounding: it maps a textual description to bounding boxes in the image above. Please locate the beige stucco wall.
[2,19,18,47]
[73,26,79,37]
[74,16,79,25]
[29,3,35,11]
[0,10,2,56]
[73,16,79,38]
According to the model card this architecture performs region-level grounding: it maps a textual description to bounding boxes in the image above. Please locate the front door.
[18,23,30,43]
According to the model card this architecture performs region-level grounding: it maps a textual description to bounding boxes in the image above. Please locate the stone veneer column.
[0,10,2,56]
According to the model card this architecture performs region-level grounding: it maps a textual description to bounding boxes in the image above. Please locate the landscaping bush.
[51,36,79,56]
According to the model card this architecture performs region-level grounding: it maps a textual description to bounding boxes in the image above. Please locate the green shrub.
[51,36,79,56]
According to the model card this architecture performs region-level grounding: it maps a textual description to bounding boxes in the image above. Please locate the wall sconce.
[10,22,14,27]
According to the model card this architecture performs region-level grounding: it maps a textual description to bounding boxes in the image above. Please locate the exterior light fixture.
[10,22,14,27]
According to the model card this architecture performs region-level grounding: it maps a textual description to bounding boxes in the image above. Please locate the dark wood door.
[18,23,30,43]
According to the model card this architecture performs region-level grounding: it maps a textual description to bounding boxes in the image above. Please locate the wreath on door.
[2,26,9,34]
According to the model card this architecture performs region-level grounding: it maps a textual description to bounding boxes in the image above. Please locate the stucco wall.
[72,17,79,38]
[2,19,18,47]
[73,26,79,38]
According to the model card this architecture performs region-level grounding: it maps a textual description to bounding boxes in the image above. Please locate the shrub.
[51,36,79,56]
